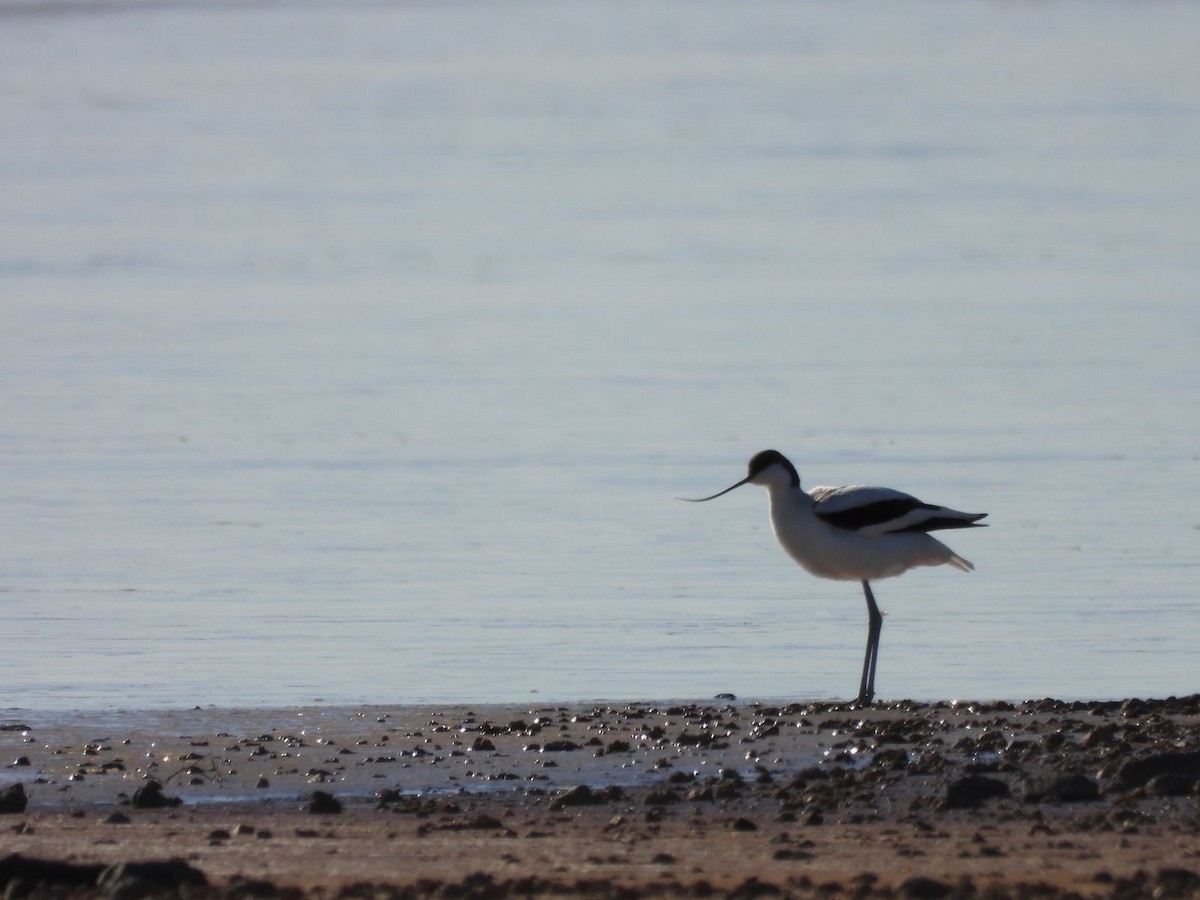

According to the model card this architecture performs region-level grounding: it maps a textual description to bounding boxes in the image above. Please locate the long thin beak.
[679,477,750,502]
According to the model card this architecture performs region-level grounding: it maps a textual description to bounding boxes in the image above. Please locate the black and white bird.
[684,449,986,706]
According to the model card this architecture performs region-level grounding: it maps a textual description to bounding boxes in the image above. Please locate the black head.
[747,449,799,487]
[680,449,799,502]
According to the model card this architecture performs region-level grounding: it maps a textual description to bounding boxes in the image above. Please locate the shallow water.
[0,698,1127,808]
[2,0,1198,710]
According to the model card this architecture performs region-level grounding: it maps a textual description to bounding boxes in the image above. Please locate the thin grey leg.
[857,580,883,706]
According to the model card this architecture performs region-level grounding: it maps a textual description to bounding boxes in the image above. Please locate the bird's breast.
[768,496,943,582]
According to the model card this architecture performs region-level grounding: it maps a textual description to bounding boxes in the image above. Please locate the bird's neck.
[765,481,812,513]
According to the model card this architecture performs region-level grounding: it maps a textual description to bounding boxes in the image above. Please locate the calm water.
[2,0,1198,710]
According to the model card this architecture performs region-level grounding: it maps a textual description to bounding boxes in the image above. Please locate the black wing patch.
[815,498,934,532]
[892,515,988,534]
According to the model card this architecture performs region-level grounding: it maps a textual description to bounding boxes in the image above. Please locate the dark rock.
[104,812,131,825]
[1115,751,1200,790]
[540,740,581,752]
[1120,698,1150,718]
[130,781,181,810]
[771,848,812,861]
[870,748,910,770]
[644,789,679,806]
[727,876,780,897]
[943,775,1009,809]
[1082,723,1119,748]
[715,780,745,800]
[1152,868,1200,896]
[8,757,30,768]
[307,791,342,814]
[0,853,105,889]
[548,785,598,810]
[375,789,403,808]
[447,873,497,897]
[899,875,953,899]
[224,876,279,898]
[96,858,207,895]
[1146,772,1195,797]
[1039,732,1068,752]
[909,750,949,775]
[0,784,28,814]
[731,817,758,832]
[1023,774,1101,803]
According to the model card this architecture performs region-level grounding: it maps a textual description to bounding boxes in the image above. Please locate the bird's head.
[681,449,800,502]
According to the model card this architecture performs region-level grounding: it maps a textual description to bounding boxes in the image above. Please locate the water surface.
[2,0,1198,709]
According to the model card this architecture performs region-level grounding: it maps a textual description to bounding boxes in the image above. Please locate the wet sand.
[3,696,1200,897]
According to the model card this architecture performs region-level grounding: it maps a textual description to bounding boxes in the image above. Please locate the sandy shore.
[3,696,1200,897]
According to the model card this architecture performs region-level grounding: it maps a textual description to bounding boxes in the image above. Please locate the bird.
[683,449,986,706]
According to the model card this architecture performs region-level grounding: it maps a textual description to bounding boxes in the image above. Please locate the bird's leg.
[857,580,883,706]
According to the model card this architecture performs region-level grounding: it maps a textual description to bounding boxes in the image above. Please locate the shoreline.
[3,696,1200,897]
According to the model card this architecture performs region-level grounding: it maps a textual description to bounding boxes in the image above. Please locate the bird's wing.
[810,485,934,534]
[812,484,987,536]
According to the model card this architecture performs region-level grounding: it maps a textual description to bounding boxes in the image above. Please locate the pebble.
[0,784,27,815]
[898,875,953,899]
[130,780,181,809]
[942,775,1009,810]
[1115,750,1200,790]
[548,784,597,810]
[307,791,343,814]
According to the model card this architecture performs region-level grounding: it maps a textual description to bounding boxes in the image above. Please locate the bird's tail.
[947,553,975,572]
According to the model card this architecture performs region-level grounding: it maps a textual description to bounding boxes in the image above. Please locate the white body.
[753,462,974,582]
